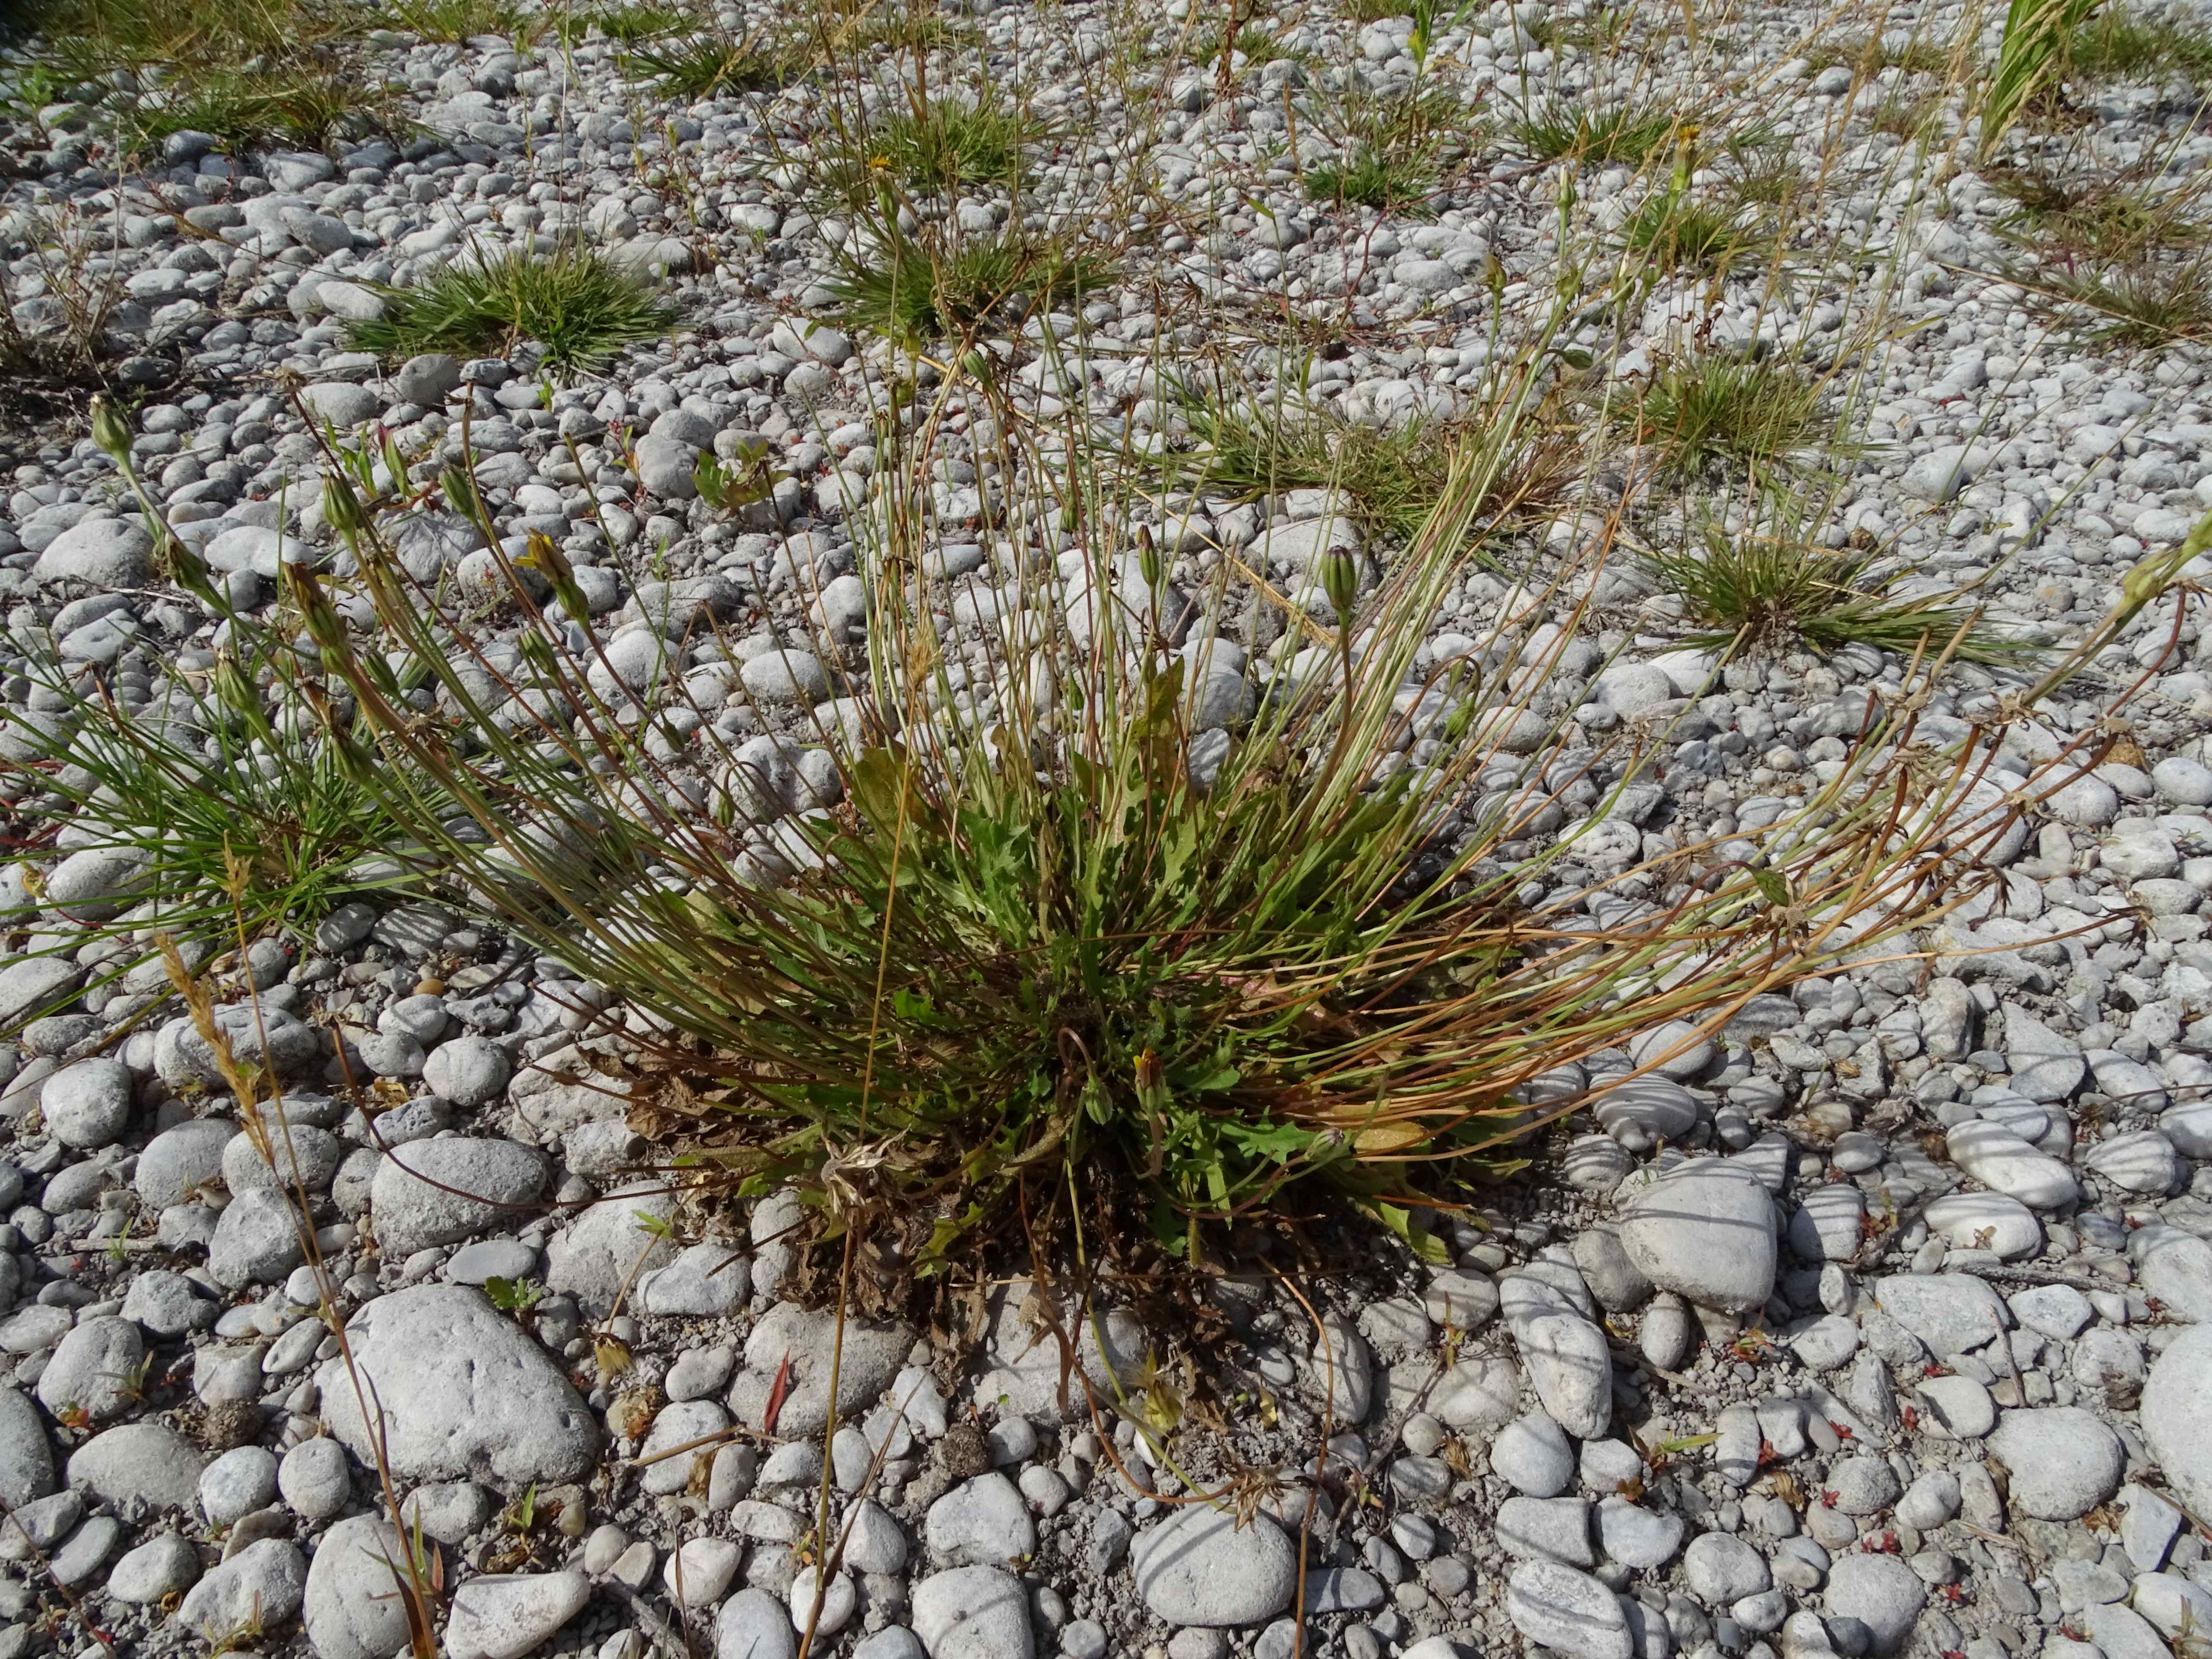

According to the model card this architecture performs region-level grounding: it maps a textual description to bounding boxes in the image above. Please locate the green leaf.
[1218,1118,1316,1162]
[1751,868,1790,906]
[1371,1201,1452,1263]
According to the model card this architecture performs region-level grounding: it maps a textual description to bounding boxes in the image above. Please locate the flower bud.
[440,460,484,524]
[516,628,558,678]
[157,533,215,600]
[286,566,350,662]
[322,469,370,540]
[379,428,410,497]
[327,722,379,788]
[89,395,131,463]
[1319,545,1358,624]
[1134,1047,1167,1112]
[210,649,276,740]
[1135,523,1163,593]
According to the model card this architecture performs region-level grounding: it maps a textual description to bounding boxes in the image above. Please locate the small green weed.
[1175,388,1572,541]
[819,1,975,56]
[1988,160,2209,257]
[1722,147,1806,209]
[347,244,678,375]
[859,94,1047,198]
[1620,193,1756,276]
[550,2,684,44]
[1179,396,1463,541]
[24,0,341,73]
[1208,21,1308,69]
[1866,83,1940,141]
[1807,29,1958,77]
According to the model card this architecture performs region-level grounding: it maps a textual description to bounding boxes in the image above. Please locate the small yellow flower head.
[1134,1048,1167,1110]
[521,531,588,622]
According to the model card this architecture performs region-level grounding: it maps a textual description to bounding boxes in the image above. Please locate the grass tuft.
[346,243,679,375]
[1304,148,1436,213]
[855,94,1047,198]
[387,0,521,42]
[619,32,798,97]
[120,62,397,151]
[1626,354,1833,475]
[2065,2,2212,81]
[1807,29,1959,77]
[1642,505,2026,663]
[1619,193,1756,276]
[2038,257,2212,348]
[1988,160,2210,258]
[253,407,2006,1284]
[828,230,1113,344]
[550,1,693,44]
[1506,91,1677,165]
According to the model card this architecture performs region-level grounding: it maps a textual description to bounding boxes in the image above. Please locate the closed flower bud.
[516,628,558,677]
[327,722,379,788]
[321,470,369,540]
[1135,522,1163,592]
[286,566,349,660]
[210,651,261,719]
[1319,545,1358,623]
[440,460,483,523]
[89,395,131,463]
[157,533,214,599]
[961,349,990,383]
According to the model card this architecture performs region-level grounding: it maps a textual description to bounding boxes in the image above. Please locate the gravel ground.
[4,3,2212,1659]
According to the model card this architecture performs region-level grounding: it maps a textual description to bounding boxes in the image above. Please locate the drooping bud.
[326,720,380,788]
[961,349,990,384]
[89,395,131,463]
[1319,544,1358,625]
[1134,1047,1167,1112]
